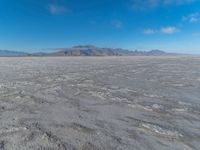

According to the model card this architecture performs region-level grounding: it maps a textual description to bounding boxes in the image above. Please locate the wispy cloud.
[192,33,200,36]
[182,12,199,23]
[130,0,195,10]
[143,26,180,34]
[111,20,123,29]
[143,29,156,34]
[48,4,70,15]
[163,0,195,5]
[160,26,180,34]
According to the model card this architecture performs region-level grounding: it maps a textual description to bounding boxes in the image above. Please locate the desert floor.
[0,56,200,150]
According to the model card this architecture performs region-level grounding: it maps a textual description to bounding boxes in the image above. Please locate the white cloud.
[143,29,156,34]
[163,0,195,5]
[192,33,200,36]
[160,26,180,34]
[48,4,69,15]
[143,26,180,35]
[130,0,195,10]
[183,12,199,23]
[111,20,123,29]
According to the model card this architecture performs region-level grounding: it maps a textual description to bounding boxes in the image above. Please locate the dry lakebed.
[0,56,200,150]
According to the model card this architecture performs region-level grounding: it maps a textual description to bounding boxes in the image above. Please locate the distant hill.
[0,50,28,57]
[0,46,172,57]
[147,50,167,55]
[48,45,169,56]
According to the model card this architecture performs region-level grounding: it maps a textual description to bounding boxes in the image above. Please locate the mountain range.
[0,45,171,57]
[0,50,28,57]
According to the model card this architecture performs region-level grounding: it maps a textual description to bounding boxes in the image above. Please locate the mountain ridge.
[46,45,170,56]
[0,50,28,57]
[0,45,174,57]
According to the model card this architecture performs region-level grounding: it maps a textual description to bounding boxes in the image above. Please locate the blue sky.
[0,0,200,54]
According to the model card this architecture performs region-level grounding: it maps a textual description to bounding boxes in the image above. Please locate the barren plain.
[0,56,200,150]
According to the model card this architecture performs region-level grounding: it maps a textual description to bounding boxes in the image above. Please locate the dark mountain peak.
[49,46,169,56]
[148,49,166,55]
[72,45,97,49]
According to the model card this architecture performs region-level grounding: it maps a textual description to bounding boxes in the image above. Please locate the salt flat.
[0,56,200,150]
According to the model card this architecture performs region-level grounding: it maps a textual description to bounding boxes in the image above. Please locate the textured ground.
[0,56,200,150]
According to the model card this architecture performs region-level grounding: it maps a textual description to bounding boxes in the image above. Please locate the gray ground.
[0,56,200,150]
